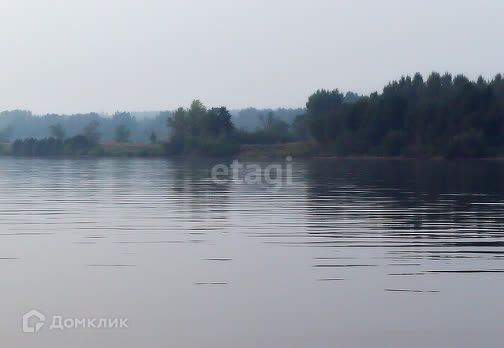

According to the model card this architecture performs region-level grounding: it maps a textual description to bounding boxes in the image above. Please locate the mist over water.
[1,158,504,347]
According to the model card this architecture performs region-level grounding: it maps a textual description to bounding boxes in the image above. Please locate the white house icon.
[22,309,46,333]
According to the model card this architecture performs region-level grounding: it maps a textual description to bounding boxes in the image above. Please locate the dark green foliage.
[233,112,295,145]
[12,135,95,156]
[64,135,95,154]
[83,121,101,144]
[291,114,310,140]
[12,138,63,156]
[114,125,131,143]
[306,89,345,143]
[150,132,157,144]
[165,100,239,156]
[305,73,504,158]
[49,123,65,140]
[6,72,504,159]
[0,125,14,142]
[163,135,185,156]
[205,107,234,137]
[233,128,293,145]
[445,130,489,158]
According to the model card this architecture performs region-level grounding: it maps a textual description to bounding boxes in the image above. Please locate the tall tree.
[150,132,157,144]
[0,125,14,142]
[114,125,131,143]
[49,123,65,140]
[83,121,101,144]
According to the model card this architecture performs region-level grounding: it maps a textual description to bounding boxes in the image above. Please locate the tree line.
[303,73,504,157]
[4,72,504,158]
[0,111,171,144]
[5,104,306,156]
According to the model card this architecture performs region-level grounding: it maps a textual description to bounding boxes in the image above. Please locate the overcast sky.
[0,0,502,114]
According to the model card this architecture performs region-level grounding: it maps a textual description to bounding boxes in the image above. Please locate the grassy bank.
[3,140,501,160]
[93,143,165,157]
[0,141,165,158]
[100,141,320,159]
[239,142,320,159]
[1,140,321,159]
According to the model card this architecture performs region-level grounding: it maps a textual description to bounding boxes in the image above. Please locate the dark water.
[1,158,504,347]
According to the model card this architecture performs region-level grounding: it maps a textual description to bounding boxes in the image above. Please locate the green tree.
[49,123,65,140]
[150,132,158,144]
[187,100,207,136]
[204,107,234,137]
[291,114,309,140]
[114,125,131,143]
[167,107,188,139]
[83,121,101,144]
[0,125,14,142]
[165,101,240,155]
[302,72,504,158]
[306,89,344,143]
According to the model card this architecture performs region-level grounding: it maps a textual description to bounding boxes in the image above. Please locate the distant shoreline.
[238,142,504,161]
[2,141,504,161]
[0,142,165,158]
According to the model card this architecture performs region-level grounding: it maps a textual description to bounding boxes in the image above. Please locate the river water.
[1,158,503,347]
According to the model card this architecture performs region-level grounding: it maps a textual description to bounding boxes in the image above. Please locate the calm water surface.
[1,158,504,347]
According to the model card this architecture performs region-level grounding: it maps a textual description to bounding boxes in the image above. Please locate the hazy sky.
[0,0,502,114]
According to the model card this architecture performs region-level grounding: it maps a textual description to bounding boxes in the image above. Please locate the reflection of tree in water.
[167,158,232,219]
[304,159,504,244]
